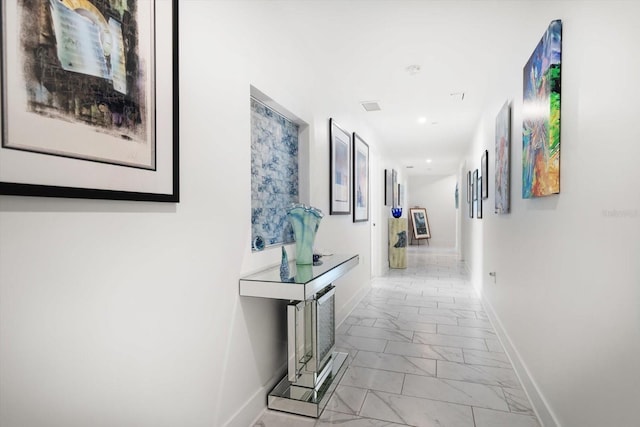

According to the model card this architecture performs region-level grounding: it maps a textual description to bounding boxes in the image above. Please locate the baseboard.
[336,280,371,327]
[222,362,287,427]
[480,296,560,427]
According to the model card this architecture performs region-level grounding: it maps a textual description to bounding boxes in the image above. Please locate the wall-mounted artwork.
[472,169,478,218]
[0,0,179,201]
[523,19,562,198]
[468,170,473,218]
[476,176,483,219]
[384,169,392,206]
[330,118,351,214]
[392,169,398,207]
[481,150,488,200]
[495,101,511,214]
[352,132,369,222]
[250,97,299,249]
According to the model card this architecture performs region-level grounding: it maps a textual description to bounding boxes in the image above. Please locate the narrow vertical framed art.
[329,118,350,214]
[352,132,369,222]
[0,0,179,201]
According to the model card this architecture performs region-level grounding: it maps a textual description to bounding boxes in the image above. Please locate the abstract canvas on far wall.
[495,101,511,213]
[522,19,562,198]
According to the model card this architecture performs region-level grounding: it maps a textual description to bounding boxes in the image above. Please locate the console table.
[239,254,359,417]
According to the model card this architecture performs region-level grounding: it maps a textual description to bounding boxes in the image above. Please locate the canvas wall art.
[0,0,178,201]
[250,97,299,249]
[353,132,369,222]
[330,118,351,214]
[522,19,562,198]
[495,101,511,213]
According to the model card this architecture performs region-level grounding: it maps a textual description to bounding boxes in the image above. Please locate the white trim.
[480,295,561,427]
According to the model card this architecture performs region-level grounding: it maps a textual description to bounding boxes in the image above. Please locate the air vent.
[406,166,414,169]
[361,101,381,112]
[450,92,465,101]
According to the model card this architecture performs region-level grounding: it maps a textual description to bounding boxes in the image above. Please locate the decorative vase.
[280,246,290,281]
[287,203,323,265]
[391,207,402,218]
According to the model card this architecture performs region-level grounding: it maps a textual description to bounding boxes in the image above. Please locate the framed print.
[397,183,402,207]
[481,149,488,200]
[409,207,430,239]
[329,118,350,214]
[468,170,473,218]
[384,169,392,206]
[495,101,511,214]
[392,169,398,207]
[523,20,562,198]
[477,176,483,219]
[0,0,179,201]
[352,132,369,222]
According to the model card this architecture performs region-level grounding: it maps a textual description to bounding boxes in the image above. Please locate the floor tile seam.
[471,404,541,419]
[399,387,510,413]
[359,391,419,427]
[346,327,415,340]
[435,330,498,340]
[349,362,436,377]
[365,388,478,421]
[499,385,535,414]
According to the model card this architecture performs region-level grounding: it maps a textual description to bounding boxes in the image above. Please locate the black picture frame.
[352,132,369,222]
[481,149,489,200]
[0,0,179,202]
[477,176,483,219]
[329,118,351,214]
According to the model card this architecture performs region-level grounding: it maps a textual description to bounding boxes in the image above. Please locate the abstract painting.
[1,0,178,201]
[250,97,299,249]
[495,101,511,213]
[522,19,562,198]
[330,118,351,214]
[353,132,369,222]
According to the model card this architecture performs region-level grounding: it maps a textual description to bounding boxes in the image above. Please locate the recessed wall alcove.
[249,85,309,251]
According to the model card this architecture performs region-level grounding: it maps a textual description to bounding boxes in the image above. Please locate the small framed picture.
[330,118,351,214]
[481,149,489,200]
[352,132,369,222]
[477,176,483,219]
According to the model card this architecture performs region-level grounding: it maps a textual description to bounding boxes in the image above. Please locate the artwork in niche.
[384,169,393,206]
[251,97,299,249]
[352,132,369,222]
[392,169,398,207]
[523,19,562,198]
[495,101,511,214]
[0,0,179,201]
[481,150,488,200]
[329,118,351,214]
[409,207,431,239]
[477,176,483,219]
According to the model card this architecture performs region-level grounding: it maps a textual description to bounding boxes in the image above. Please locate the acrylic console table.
[239,254,359,417]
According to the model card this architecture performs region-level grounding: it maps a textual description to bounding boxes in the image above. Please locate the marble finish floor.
[254,247,540,427]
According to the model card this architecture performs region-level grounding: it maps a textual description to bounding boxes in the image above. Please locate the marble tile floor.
[254,247,540,427]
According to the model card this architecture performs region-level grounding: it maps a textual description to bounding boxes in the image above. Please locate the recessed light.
[425,159,432,164]
[417,117,427,124]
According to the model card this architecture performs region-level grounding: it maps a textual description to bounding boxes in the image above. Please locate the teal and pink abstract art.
[522,20,562,198]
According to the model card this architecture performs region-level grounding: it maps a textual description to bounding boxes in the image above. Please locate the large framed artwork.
[0,0,179,201]
[409,207,430,239]
[384,169,392,206]
[481,149,488,200]
[352,132,369,222]
[330,118,350,214]
[523,19,562,199]
[495,101,511,214]
[392,169,398,207]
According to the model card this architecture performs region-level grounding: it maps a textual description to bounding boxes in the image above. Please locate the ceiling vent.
[361,101,381,112]
[450,92,465,101]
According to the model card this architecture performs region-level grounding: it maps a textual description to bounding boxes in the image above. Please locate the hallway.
[255,247,540,427]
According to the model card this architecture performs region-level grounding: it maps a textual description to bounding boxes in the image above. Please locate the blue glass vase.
[287,204,323,265]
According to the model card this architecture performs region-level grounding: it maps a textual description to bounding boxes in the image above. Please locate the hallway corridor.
[255,248,541,427]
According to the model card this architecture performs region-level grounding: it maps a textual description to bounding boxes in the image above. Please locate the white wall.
[462,2,640,427]
[0,2,383,426]
[407,174,457,249]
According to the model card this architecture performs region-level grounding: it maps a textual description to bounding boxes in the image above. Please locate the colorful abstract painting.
[495,101,511,213]
[522,20,562,198]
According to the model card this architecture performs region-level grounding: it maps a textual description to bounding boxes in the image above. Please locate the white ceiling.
[258,0,559,175]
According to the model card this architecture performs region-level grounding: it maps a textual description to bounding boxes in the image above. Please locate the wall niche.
[250,87,308,251]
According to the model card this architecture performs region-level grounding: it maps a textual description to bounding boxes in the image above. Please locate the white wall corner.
[480,295,561,427]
